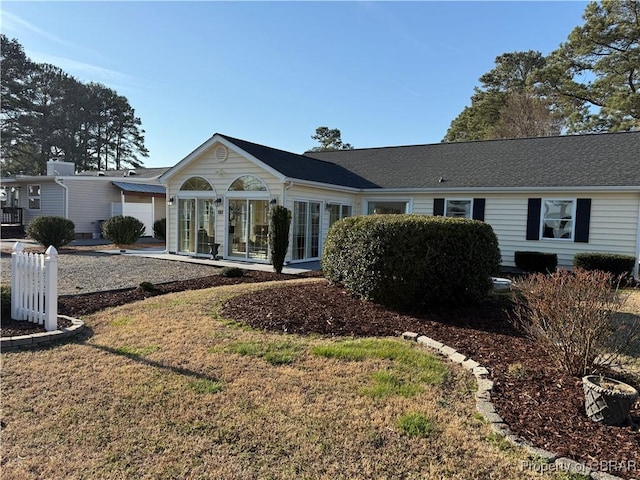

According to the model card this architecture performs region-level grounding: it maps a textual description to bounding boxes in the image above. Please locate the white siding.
[65,178,121,235]
[165,142,283,254]
[20,181,65,227]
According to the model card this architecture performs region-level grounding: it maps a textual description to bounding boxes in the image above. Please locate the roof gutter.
[358,185,640,194]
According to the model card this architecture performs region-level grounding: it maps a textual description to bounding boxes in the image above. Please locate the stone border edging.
[401,331,630,480]
[1,316,85,351]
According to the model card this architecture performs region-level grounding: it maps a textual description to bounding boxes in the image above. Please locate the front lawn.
[1,280,571,480]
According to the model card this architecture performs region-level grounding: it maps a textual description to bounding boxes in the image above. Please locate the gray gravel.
[1,252,221,295]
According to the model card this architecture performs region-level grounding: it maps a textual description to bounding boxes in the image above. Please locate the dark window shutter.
[434,198,444,216]
[472,198,485,221]
[526,198,541,240]
[574,198,591,243]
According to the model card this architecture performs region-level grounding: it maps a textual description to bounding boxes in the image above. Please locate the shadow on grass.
[86,342,220,384]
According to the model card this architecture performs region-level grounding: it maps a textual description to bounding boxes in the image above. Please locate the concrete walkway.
[1,236,320,274]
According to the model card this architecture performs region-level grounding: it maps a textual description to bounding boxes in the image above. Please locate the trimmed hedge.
[573,252,636,278]
[102,215,146,245]
[153,218,166,241]
[25,215,75,249]
[514,251,558,273]
[322,214,501,309]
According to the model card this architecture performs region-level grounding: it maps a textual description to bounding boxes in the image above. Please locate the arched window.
[180,176,213,191]
[228,175,267,192]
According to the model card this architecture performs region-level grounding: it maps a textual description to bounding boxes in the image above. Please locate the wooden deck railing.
[1,207,23,225]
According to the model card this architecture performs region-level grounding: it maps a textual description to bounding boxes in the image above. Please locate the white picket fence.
[11,242,58,332]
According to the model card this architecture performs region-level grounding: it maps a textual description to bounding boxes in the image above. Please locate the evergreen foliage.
[573,252,636,279]
[25,215,75,249]
[153,218,166,241]
[269,205,292,274]
[322,215,501,309]
[1,35,148,176]
[102,215,146,245]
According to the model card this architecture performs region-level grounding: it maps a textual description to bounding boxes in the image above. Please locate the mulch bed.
[222,282,640,480]
[2,273,639,478]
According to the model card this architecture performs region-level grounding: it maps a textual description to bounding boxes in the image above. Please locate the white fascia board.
[159,134,287,184]
[284,177,363,193]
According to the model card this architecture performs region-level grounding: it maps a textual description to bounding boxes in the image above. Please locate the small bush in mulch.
[512,268,639,377]
[219,267,244,278]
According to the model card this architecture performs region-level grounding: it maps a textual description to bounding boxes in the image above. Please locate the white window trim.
[28,184,41,210]
[540,198,576,241]
[363,198,412,214]
[445,198,473,219]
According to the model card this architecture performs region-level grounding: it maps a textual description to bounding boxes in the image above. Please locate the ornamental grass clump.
[512,268,639,377]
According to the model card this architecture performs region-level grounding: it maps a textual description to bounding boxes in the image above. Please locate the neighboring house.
[1,161,169,238]
[159,132,640,278]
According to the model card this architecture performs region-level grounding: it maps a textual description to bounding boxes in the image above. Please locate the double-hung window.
[28,185,41,210]
[445,199,472,219]
[541,199,575,240]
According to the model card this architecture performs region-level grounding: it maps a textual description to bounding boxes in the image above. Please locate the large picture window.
[366,201,408,214]
[541,199,575,240]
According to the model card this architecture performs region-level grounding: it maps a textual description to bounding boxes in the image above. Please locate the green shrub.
[1,285,11,320]
[137,281,157,292]
[102,215,146,245]
[220,266,244,278]
[322,215,501,309]
[514,251,557,273]
[25,215,75,249]
[269,205,292,274]
[153,218,166,241]
[573,252,636,279]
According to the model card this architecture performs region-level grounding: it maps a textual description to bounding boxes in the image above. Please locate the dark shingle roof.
[305,132,640,189]
[218,135,379,189]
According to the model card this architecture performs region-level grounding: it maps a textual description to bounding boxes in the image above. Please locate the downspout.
[635,194,640,281]
[282,179,294,265]
[54,177,69,219]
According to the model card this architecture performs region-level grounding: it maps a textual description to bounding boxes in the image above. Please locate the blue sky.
[2,1,589,168]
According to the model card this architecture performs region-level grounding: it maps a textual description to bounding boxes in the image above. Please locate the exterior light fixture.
[167,196,175,206]
[270,198,277,205]
[214,197,222,206]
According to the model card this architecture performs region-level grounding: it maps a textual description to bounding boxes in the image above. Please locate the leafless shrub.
[512,268,640,377]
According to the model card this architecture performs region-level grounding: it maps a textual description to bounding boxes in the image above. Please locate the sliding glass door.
[292,200,321,261]
[178,198,215,254]
[228,199,269,260]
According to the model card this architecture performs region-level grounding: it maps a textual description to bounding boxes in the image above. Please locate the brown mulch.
[2,273,639,478]
[0,269,320,337]
[222,282,640,480]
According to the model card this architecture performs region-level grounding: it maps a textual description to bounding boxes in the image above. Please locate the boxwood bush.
[102,215,146,245]
[573,252,636,279]
[25,215,75,249]
[322,214,501,310]
[514,251,558,273]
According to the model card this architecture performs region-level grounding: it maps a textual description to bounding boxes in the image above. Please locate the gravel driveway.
[1,252,221,295]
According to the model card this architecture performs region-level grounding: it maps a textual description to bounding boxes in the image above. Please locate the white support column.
[44,246,58,332]
[11,242,23,320]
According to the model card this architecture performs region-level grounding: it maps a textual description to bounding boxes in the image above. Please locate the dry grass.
[2,279,603,479]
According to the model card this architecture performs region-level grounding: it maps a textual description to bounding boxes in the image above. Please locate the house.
[159,132,640,278]
[1,161,169,238]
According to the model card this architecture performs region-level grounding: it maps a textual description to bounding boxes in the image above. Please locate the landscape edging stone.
[1,316,85,351]
[401,331,631,480]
